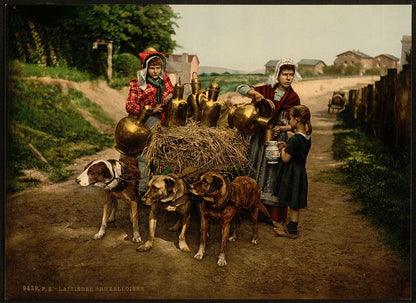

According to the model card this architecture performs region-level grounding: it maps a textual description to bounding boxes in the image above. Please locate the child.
[126,48,174,126]
[124,48,174,193]
[273,105,312,238]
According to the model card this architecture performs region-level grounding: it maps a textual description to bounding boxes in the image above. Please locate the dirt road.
[4,76,411,300]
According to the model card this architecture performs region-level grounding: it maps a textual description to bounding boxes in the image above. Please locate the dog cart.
[328,91,346,113]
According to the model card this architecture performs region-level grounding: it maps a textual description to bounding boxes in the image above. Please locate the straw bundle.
[144,122,250,174]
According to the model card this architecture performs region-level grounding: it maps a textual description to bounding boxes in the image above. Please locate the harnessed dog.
[76,157,142,243]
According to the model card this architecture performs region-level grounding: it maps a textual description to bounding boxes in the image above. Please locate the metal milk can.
[114,105,153,156]
[265,140,280,164]
[164,77,188,127]
[228,98,275,136]
[198,80,222,127]
[186,72,202,122]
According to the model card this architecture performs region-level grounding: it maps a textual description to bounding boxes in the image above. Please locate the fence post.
[393,65,411,149]
[381,69,397,145]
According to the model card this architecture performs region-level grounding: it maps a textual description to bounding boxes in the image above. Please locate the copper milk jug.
[114,105,154,155]
[228,98,275,136]
[198,80,222,127]
[165,77,188,127]
[186,72,202,122]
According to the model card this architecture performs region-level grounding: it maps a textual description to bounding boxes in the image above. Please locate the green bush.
[113,53,140,78]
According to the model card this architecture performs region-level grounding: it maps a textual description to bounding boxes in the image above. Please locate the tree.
[6,5,180,72]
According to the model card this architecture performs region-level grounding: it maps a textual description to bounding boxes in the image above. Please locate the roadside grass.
[315,109,411,266]
[6,72,114,194]
[21,61,102,82]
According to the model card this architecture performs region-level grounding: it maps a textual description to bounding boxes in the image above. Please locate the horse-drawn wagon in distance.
[328,91,347,113]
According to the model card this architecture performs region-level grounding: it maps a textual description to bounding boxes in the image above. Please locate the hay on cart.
[144,122,251,175]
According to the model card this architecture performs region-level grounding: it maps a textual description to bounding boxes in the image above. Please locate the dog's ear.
[103,166,112,179]
[164,177,176,193]
[84,161,94,170]
[209,174,225,192]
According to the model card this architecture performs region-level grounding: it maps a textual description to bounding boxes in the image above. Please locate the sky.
[169,5,412,73]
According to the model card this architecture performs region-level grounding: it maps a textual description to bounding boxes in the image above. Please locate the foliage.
[6,74,114,194]
[198,73,268,94]
[405,48,411,65]
[6,5,179,74]
[113,53,140,78]
[108,52,141,89]
[343,62,362,75]
[328,110,411,263]
[323,64,343,75]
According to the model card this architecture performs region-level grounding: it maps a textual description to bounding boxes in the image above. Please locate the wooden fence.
[346,64,411,150]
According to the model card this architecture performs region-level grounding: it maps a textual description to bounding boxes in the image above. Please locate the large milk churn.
[186,72,202,122]
[114,105,154,156]
[164,77,188,127]
[228,98,275,136]
[198,80,222,127]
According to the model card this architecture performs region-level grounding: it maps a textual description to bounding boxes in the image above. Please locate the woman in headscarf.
[236,58,300,230]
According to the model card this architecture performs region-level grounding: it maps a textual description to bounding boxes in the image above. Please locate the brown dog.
[76,156,142,243]
[189,172,270,266]
[138,173,193,252]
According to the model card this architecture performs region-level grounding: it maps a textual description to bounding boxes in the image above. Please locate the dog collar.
[100,160,123,191]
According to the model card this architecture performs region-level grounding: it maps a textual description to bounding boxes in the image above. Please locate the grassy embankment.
[6,61,114,194]
[316,109,411,267]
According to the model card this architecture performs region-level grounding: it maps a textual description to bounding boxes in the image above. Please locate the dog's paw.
[179,241,190,252]
[228,235,237,242]
[93,232,104,240]
[251,239,258,245]
[132,232,142,243]
[194,252,204,260]
[136,241,152,252]
[217,253,227,266]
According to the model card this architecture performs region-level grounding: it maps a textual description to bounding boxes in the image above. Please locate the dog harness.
[88,160,123,191]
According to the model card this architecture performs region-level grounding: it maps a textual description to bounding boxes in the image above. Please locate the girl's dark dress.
[273,133,311,210]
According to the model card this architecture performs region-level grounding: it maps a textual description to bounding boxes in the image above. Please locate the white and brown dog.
[76,156,142,243]
[189,172,271,266]
[138,172,193,252]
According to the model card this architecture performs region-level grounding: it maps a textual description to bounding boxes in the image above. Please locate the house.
[264,60,278,74]
[166,53,199,95]
[297,59,327,75]
[334,50,374,71]
[374,54,399,70]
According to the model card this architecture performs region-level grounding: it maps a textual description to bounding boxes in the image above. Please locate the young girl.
[273,105,312,238]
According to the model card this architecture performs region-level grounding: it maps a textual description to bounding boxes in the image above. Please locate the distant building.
[400,35,411,70]
[334,50,374,71]
[297,59,327,75]
[264,60,278,74]
[166,53,200,95]
[374,54,399,70]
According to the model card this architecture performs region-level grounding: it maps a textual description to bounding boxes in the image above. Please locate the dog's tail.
[257,200,272,219]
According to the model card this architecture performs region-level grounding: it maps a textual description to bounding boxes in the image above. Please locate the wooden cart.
[328,91,346,113]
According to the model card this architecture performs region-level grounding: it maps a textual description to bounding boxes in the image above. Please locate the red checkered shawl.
[253,84,300,116]
[126,72,174,123]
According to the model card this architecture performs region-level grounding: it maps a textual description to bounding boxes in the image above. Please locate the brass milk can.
[164,77,188,127]
[228,98,275,136]
[114,105,154,156]
[199,80,222,127]
[186,72,202,122]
